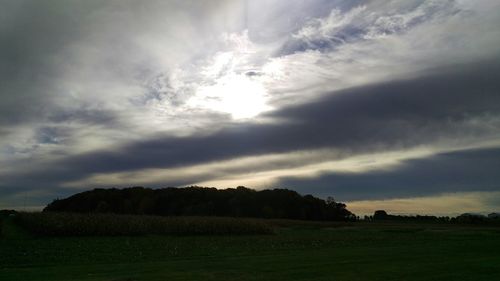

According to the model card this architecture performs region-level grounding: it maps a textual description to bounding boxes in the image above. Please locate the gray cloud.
[47,108,118,126]
[71,60,500,171]
[35,126,71,145]
[0,185,85,210]
[1,0,500,211]
[4,59,500,189]
[278,147,500,201]
[0,0,246,130]
[0,1,86,125]
[0,0,252,171]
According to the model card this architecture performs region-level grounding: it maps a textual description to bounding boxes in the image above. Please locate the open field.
[1,216,500,281]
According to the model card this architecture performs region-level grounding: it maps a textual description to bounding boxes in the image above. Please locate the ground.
[1,219,500,281]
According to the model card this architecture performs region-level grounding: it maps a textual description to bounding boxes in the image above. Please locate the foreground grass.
[1,218,500,281]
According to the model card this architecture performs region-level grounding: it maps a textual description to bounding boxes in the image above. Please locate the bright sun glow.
[186,32,272,120]
[189,74,270,119]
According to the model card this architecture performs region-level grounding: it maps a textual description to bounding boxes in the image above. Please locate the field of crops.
[1,214,500,281]
[13,212,273,236]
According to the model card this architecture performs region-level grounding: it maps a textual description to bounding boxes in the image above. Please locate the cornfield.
[15,212,274,236]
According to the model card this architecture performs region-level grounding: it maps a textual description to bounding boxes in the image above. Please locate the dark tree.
[373,210,388,220]
[44,186,356,221]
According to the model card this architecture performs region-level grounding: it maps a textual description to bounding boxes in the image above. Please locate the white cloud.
[2,0,500,212]
[4,0,499,160]
[260,0,500,106]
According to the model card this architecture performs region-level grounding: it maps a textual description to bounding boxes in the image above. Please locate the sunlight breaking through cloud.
[1,0,500,214]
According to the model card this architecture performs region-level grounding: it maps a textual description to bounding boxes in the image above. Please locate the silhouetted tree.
[44,186,356,221]
[373,210,388,220]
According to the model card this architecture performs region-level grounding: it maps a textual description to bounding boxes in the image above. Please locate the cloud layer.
[1,0,500,214]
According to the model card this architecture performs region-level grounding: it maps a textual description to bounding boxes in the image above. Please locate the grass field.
[1,216,500,281]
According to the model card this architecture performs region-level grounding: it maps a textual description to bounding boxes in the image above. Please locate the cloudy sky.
[1,0,500,215]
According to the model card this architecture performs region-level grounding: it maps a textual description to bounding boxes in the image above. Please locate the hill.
[44,186,355,221]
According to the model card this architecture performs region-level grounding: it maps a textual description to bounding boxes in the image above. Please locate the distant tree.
[373,210,388,220]
[326,196,336,205]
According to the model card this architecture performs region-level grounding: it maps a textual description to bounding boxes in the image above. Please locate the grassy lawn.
[1,218,500,281]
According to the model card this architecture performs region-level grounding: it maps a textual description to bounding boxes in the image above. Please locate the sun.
[189,73,271,120]
[186,30,273,120]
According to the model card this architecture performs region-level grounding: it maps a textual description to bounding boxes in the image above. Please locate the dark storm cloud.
[5,59,500,188]
[273,61,500,127]
[278,146,500,201]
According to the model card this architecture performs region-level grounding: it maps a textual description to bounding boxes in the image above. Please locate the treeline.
[366,210,451,223]
[365,210,500,225]
[44,186,356,221]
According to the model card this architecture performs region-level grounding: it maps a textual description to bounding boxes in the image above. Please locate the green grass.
[1,217,500,281]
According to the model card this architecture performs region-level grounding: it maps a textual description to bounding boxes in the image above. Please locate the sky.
[1,0,500,215]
